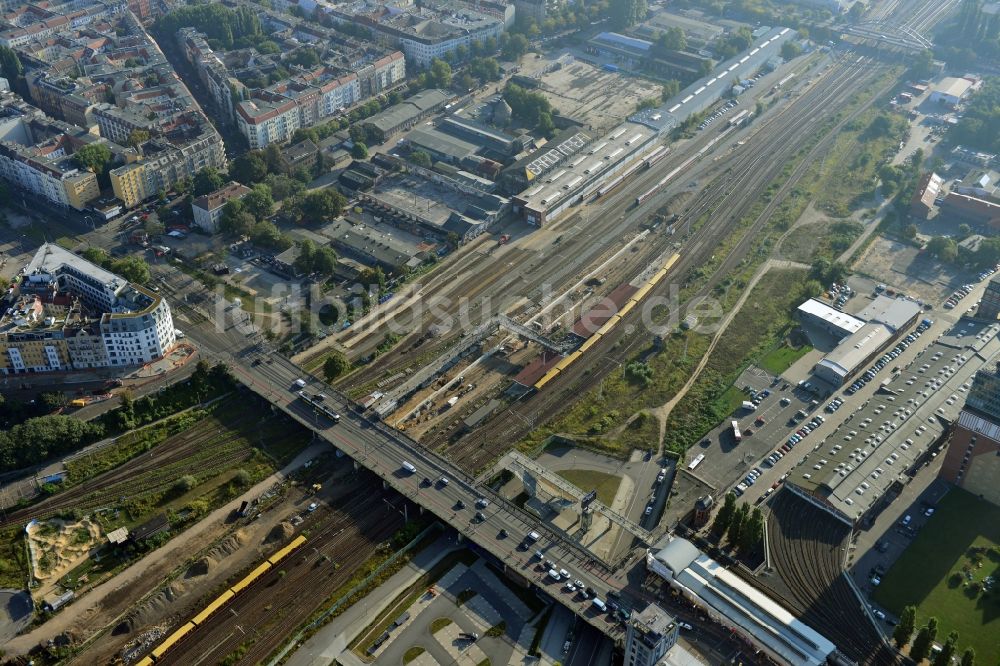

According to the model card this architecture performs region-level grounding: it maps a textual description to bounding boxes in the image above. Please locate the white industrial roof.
[856,295,922,332]
[797,299,865,335]
[934,76,973,99]
[649,539,836,666]
[817,322,894,379]
[517,122,656,212]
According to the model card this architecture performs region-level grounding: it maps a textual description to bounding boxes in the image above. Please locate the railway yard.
[1,0,994,663]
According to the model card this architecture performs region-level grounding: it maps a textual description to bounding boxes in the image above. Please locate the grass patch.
[430,617,452,634]
[874,488,1000,665]
[759,343,813,375]
[403,646,425,663]
[0,527,28,588]
[556,470,622,506]
[662,268,811,454]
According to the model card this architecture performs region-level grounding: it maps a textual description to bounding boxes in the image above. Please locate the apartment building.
[0,91,106,209]
[0,243,176,375]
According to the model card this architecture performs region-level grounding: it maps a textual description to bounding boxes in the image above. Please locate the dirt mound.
[185,556,216,579]
[209,529,247,559]
[266,522,293,543]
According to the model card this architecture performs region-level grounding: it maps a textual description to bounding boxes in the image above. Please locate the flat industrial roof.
[649,539,836,666]
[855,295,922,331]
[797,298,865,335]
[630,26,794,132]
[816,323,894,379]
[516,123,657,212]
[793,320,1000,519]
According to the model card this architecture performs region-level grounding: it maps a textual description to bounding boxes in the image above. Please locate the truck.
[741,400,756,411]
[401,461,417,474]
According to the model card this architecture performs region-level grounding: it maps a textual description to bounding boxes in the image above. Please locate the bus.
[731,420,742,442]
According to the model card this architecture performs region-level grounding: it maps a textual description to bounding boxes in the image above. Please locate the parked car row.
[944,283,976,309]
[699,100,739,130]
[845,321,931,395]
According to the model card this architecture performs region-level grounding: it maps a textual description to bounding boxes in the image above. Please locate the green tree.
[409,150,432,168]
[909,618,938,662]
[933,630,959,666]
[297,188,345,223]
[429,58,452,88]
[661,79,681,100]
[712,492,737,535]
[126,129,150,148]
[959,647,975,666]
[230,151,268,184]
[893,606,917,648]
[351,142,369,160]
[110,256,151,284]
[657,27,686,51]
[781,41,803,60]
[927,235,958,262]
[503,33,529,60]
[250,220,291,250]
[323,349,351,380]
[536,111,556,138]
[610,0,647,29]
[193,166,225,196]
[219,200,251,236]
[243,183,274,219]
[264,173,305,201]
[726,503,749,546]
[903,223,918,240]
[73,143,113,174]
[0,45,23,83]
[359,266,387,289]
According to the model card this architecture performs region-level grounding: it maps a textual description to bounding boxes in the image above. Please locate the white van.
[293,378,307,389]
[401,461,417,474]
[592,598,607,612]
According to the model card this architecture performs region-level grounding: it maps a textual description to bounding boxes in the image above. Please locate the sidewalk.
[284,535,461,666]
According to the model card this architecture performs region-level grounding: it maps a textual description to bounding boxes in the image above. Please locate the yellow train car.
[230,561,272,595]
[191,589,235,626]
[533,367,560,390]
[135,656,155,666]
[151,622,195,660]
[267,534,307,566]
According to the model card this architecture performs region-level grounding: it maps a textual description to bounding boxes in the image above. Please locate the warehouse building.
[811,296,922,386]
[796,299,865,339]
[361,89,452,143]
[647,538,836,666]
[511,124,658,226]
[929,76,975,106]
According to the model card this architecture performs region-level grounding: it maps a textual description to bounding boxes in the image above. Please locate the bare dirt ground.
[851,235,967,304]
[532,56,662,131]
[26,519,102,603]
[5,444,326,661]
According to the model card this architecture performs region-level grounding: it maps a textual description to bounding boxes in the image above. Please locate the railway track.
[0,401,285,529]
[764,492,901,665]
[154,477,403,666]
[446,55,890,472]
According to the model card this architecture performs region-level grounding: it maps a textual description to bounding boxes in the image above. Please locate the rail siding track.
[154,480,402,666]
[764,491,901,665]
[446,55,892,473]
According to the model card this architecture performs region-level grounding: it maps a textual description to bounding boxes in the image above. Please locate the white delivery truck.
[401,461,417,474]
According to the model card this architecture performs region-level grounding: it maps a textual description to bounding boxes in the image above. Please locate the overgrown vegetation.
[662,268,811,453]
[0,361,232,474]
